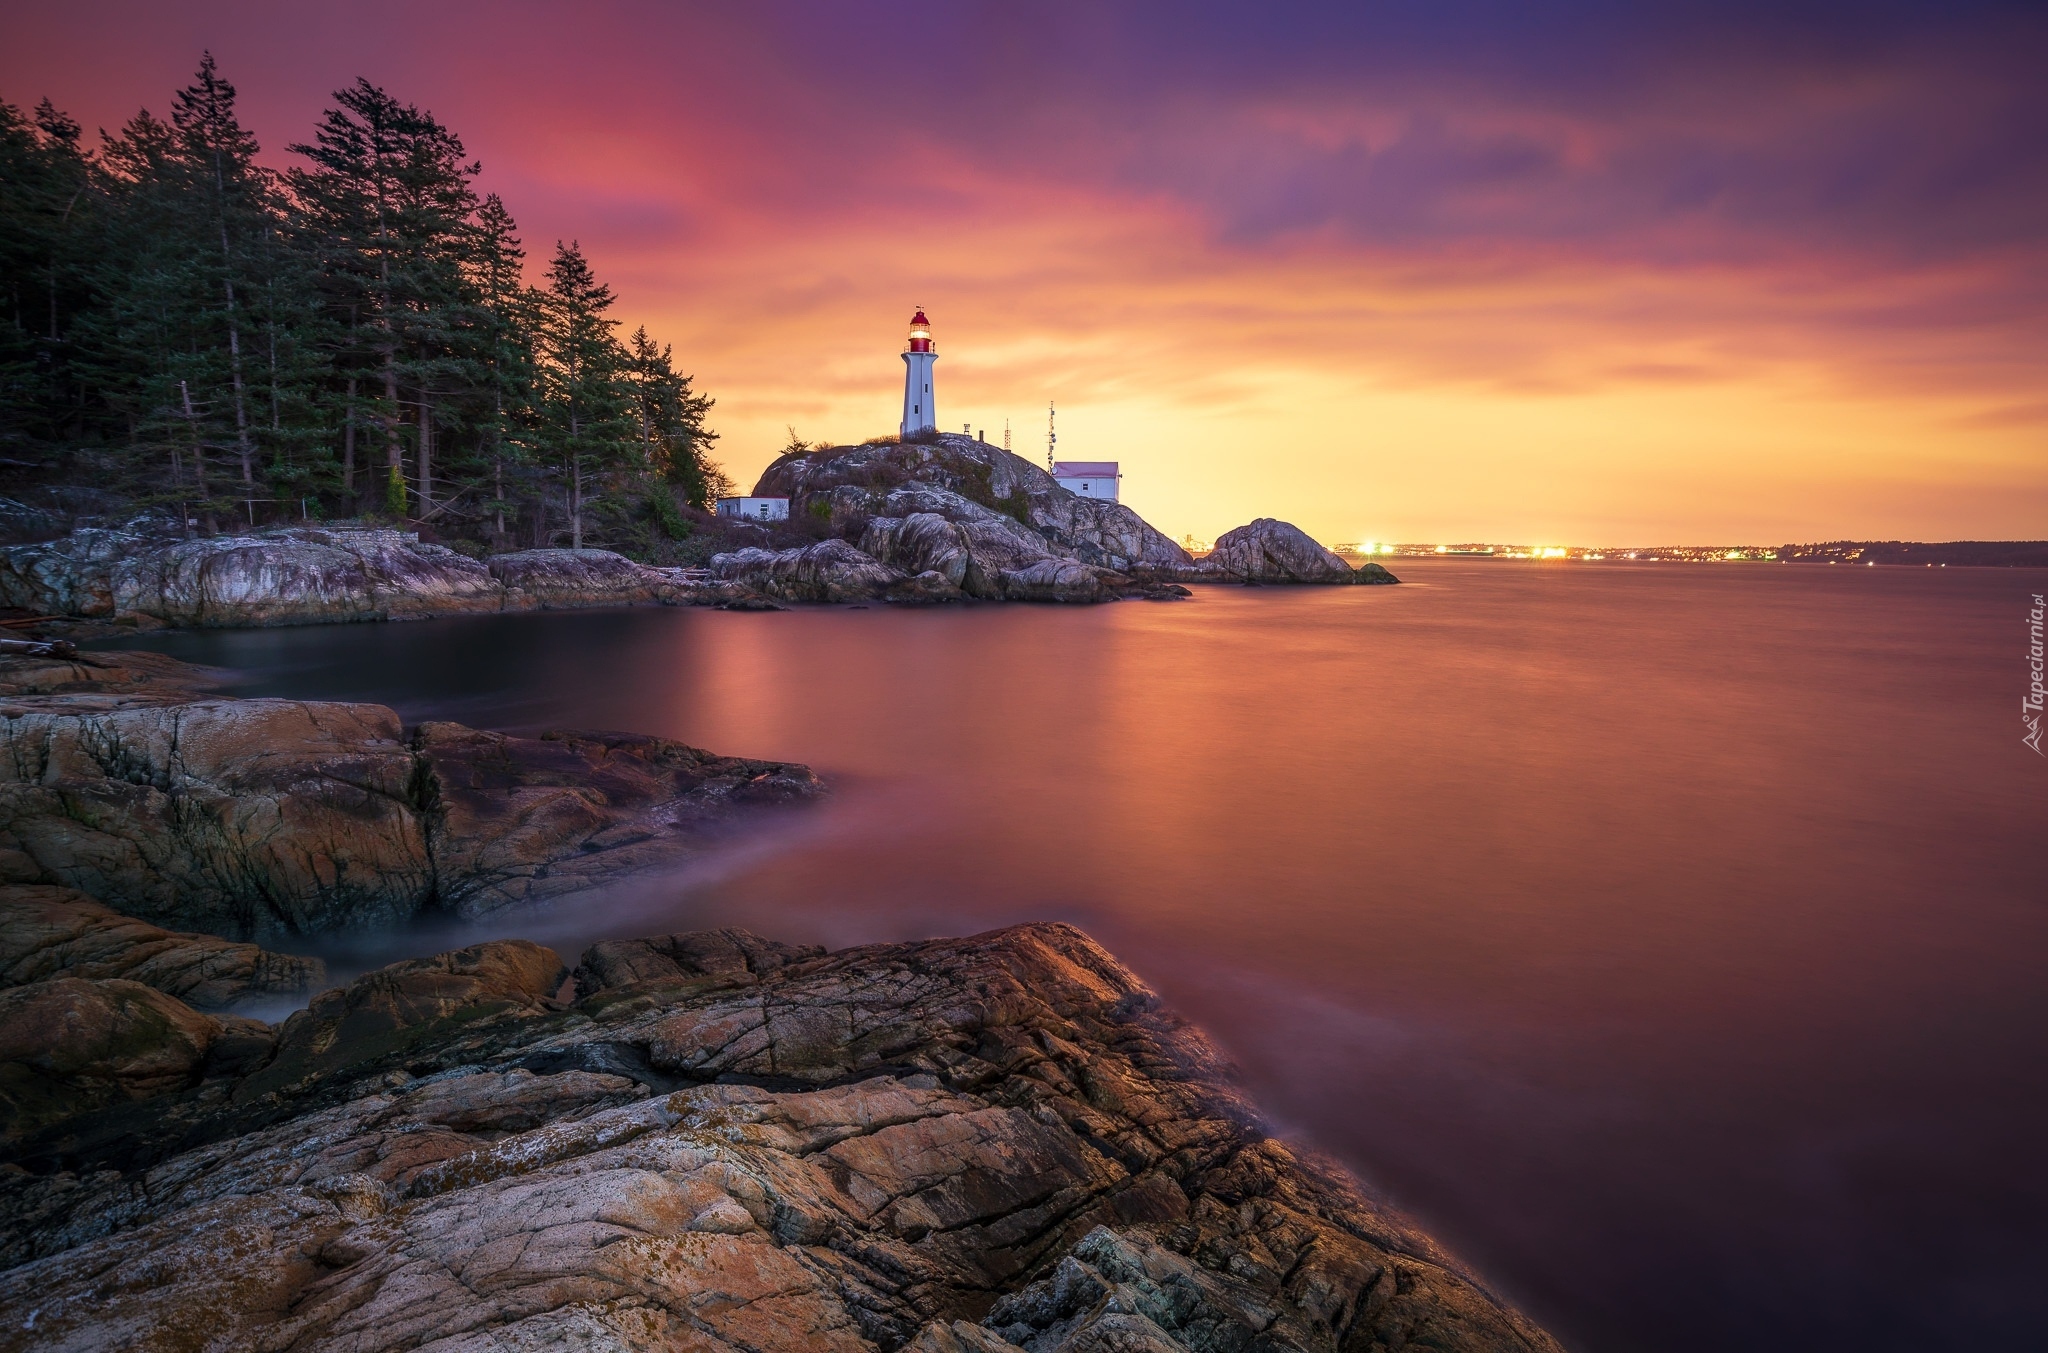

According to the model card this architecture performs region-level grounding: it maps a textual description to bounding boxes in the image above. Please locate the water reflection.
[107,563,2048,1353]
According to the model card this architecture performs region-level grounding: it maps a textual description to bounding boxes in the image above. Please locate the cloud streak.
[6,0,2043,540]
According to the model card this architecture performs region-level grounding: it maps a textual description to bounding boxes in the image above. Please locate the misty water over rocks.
[107,561,2048,1353]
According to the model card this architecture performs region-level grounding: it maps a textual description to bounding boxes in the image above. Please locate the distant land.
[1317,540,2048,567]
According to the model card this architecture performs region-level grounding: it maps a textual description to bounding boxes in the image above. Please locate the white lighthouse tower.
[900,308,937,438]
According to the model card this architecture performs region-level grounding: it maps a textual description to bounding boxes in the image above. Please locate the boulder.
[1202,518,1390,584]
[488,547,673,609]
[0,663,824,939]
[0,922,1562,1352]
[0,975,223,1141]
[708,538,908,603]
[0,885,325,1009]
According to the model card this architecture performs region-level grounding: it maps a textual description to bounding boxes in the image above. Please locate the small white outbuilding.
[716,496,790,522]
[1052,461,1120,502]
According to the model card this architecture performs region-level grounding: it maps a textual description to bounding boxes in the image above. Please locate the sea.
[107,560,2048,1353]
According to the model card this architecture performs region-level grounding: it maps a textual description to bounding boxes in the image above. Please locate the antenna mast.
[1047,401,1056,471]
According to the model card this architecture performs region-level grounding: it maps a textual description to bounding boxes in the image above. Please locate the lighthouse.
[900,308,937,438]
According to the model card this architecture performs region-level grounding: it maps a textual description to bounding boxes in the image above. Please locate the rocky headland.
[0,439,1393,630]
[1,917,1562,1353]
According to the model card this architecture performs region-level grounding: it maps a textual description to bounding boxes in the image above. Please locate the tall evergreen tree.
[625,325,724,510]
[538,241,630,549]
[288,80,480,515]
[1,60,725,544]
[468,193,537,542]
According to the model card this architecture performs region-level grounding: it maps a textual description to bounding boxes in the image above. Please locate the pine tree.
[625,325,724,511]
[0,99,98,454]
[1,59,728,545]
[468,193,538,542]
[288,80,481,517]
[538,241,631,549]
[169,53,265,490]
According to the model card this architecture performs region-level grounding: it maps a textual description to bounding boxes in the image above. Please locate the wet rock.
[0,667,824,939]
[0,885,324,1010]
[708,538,910,603]
[0,922,1561,1353]
[0,976,222,1142]
[245,941,566,1098]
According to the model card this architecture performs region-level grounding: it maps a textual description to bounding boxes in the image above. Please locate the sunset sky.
[7,1,2045,545]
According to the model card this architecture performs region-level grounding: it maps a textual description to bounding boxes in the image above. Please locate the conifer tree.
[468,193,538,542]
[288,80,480,516]
[0,60,725,545]
[538,241,630,549]
[625,325,724,510]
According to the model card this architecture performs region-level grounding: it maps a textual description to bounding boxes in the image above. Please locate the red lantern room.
[907,309,933,353]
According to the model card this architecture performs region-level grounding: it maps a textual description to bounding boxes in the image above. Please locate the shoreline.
[0,644,1561,1352]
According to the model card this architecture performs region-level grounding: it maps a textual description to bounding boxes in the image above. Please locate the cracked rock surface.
[0,528,765,628]
[0,654,824,939]
[0,921,1563,1353]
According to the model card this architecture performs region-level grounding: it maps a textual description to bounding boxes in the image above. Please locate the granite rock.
[1200,520,1395,585]
[0,528,722,628]
[0,885,324,1010]
[755,434,1193,573]
[708,538,911,603]
[0,660,823,939]
[0,922,1562,1353]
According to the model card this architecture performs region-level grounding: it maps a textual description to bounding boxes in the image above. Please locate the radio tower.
[1047,401,1057,470]
[1003,418,1011,452]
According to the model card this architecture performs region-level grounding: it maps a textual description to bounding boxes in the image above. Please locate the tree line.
[0,55,731,553]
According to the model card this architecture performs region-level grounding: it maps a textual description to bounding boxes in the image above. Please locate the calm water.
[108,562,2048,1353]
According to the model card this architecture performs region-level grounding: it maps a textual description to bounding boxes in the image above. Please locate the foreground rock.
[0,652,823,939]
[0,885,324,1010]
[0,922,1562,1353]
[0,527,761,628]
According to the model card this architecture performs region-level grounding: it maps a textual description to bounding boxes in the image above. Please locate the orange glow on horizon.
[7,3,2042,545]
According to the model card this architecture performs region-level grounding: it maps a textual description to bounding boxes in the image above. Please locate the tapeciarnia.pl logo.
[2026,593,2045,756]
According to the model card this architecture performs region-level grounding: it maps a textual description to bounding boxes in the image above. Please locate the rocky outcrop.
[488,547,671,609]
[709,538,912,603]
[0,654,824,940]
[0,886,324,1010]
[0,922,1562,1353]
[755,434,1194,573]
[860,510,1135,604]
[707,530,1161,607]
[1139,520,1402,586]
[1202,519,1361,584]
[0,527,750,628]
[0,975,244,1145]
